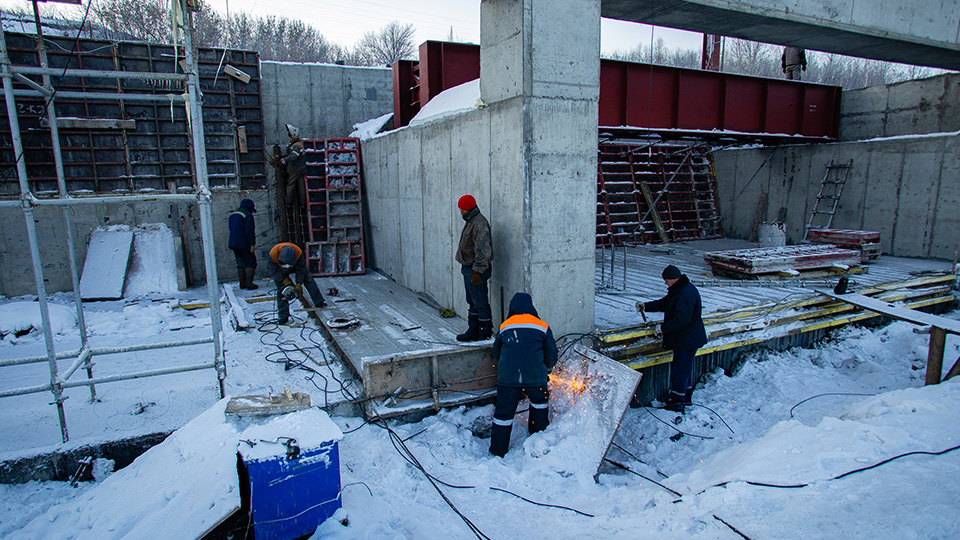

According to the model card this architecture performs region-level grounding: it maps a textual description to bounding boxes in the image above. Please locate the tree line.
[3,0,417,67]
[606,36,940,90]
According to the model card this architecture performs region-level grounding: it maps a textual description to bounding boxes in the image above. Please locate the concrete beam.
[602,0,960,70]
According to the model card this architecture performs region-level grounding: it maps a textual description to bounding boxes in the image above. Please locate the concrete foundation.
[713,134,960,260]
[839,72,960,142]
[362,0,599,339]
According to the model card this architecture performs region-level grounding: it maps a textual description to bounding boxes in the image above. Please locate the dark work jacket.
[455,207,494,274]
[644,275,708,351]
[281,138,306,176]
[228,200,256,251]
[492,293,559,387]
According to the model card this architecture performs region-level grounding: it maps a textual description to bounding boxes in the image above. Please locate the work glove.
[654,324,663,337]
[282,278,294,287]
[295,283,303,293]
[635,301,645,313]
[471,271,482,286]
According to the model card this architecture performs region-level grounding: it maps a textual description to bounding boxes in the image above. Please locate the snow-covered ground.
[1,282,959,539]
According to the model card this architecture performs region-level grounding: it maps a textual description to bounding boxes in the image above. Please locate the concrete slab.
[314,270,496,419]
[79,230,133,301]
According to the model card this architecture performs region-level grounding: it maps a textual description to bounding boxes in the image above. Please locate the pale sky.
[0,0,703,55]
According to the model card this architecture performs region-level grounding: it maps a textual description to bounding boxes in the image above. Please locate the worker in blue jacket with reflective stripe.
[489,292,559,457]
[637,265,708,413]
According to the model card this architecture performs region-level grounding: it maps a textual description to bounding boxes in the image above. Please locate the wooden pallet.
[807,229,882,261]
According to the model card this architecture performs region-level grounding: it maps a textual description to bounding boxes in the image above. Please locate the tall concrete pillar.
[480,0,599,336]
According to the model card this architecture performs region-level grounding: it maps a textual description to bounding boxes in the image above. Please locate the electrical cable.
[788,392,877,418]
[489,487,594,517]
[610,441,669,478]
[643,406,716,440]
[713,514,753,540]
[686,402,736,435]
[602,458,683,498]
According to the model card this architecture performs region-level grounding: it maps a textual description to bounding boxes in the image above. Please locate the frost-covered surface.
[408,79,482,127]
[1,254,959,539]
[349,112,393,140]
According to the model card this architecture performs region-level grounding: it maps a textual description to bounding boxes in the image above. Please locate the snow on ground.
[0,285,959,538]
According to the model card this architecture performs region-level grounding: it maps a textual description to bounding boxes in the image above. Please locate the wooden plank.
[818,290,960,335]
[638,180,669,244]
[926,327,946,385]
[79,230,134,300]
[223,284,251,330]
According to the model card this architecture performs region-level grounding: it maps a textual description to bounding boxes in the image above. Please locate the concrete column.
[480,0,600,336]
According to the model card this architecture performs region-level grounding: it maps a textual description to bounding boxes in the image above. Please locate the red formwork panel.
[419,41,481,106]
[392,41,841,140]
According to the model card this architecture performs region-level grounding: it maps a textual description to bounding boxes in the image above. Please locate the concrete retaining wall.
[840,72,960,141]
[713,134,960,260]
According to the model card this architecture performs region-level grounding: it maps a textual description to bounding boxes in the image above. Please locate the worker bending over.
[489,293,558,457]
[267,243,327,325]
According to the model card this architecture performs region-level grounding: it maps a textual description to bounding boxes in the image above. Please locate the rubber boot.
[457,314,480,342]
[478,320,493,340]
[237,267,248,289]
[243,268,259,290]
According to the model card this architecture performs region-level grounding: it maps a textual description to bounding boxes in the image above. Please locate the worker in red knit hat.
[455,194,494,341]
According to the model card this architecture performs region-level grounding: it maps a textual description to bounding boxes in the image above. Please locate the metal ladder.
[803,159,852,242]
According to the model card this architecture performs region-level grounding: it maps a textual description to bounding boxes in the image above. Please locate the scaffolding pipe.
[1,336,215,369]
[12,65,188,81]
[12,88,186,102]
[0,362,216,398]
[0,29,69,442]
[33,3,96,401]
[182,3,227,397]
[22,193,199,206]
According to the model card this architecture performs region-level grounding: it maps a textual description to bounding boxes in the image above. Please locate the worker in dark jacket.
[637,265,708,413]
[455,194,495,341]
[228,198,258,290]
[266,243,326,325]
[489,293,559,457]
[278,124,307,205]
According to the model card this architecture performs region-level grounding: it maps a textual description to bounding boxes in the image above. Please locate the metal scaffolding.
[0,1,226,442]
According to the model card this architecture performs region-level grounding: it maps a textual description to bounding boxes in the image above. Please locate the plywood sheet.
[79,230,134,300]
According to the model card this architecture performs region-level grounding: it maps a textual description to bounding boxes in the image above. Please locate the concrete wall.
[839,72,960,141]
[0,62,394,298]
[713,134,960,260]
[361,0,600,338]
[260,62,393,146]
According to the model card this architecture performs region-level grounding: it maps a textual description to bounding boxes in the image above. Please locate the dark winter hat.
[278,245,297,266]
[662,265,682,280]
[458,194,477,211]
[240,198,256,213]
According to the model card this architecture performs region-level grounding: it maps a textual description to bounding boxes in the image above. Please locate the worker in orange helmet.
[267,242,326,325]
[489,292,558,457]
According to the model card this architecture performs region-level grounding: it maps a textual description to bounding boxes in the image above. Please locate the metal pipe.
[0,362,215,398]
[182,3,227,398]
[11,65,188,81]
[1,27,69,442]
[12,89,186,103]
[6,336,215,370]
[24,193,199,206]
[60,346,93,381]
[13,72,50,95]
[34,17,96,401]
[60,362,216,389]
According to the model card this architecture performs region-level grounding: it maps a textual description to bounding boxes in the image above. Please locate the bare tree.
[90,0,171,43]
[355,21,416,67]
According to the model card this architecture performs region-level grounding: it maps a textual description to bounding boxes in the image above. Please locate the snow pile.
[0,301,76,340]
[349,112,393,140]
[409,79,483,127]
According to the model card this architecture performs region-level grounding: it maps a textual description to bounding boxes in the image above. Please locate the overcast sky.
[0,0,703,55]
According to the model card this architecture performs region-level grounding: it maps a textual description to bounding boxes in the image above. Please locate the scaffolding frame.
[0,1,226,443]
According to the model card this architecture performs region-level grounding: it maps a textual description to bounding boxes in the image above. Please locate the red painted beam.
[393,41,841,141]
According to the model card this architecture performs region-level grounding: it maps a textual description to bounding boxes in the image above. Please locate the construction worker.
[267,242,326,325]
[455,194,494,341]
[489,293,558,457]
[781,46,807,80]
[277,124,306,205]
[228,198,258,290]
[636,265,707,413]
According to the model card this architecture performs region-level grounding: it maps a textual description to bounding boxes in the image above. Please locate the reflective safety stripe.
[499,313,548,332]
[530,401,549,409]
[492,417,514,427]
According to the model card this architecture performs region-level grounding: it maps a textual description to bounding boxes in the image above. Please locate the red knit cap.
[458,194,477,211]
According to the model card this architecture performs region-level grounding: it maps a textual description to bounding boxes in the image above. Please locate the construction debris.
[704,244,862,278]
[225,387,311,417]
